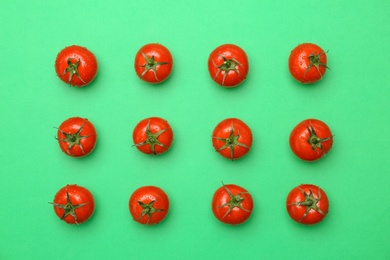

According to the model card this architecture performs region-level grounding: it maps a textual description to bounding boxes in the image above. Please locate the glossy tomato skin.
[134,43,173,84]
[288,43,328,84]
[289,119,333,161]
[212,118,252,160]
[129,186,169,225]
[208,44,249,88]
[286,184,329,225]
[133,117,173,155]
[212,184,254,225]
[51,184,95,225]
[55,45,98,87]
[56,117,97,158]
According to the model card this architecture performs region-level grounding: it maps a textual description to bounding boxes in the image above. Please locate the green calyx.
[134,120,169,155]
[56,121,89,155]
[64,58,86,86]
[139,52,169,81]
[213,122,249,160]
[305,51,329,77]
[288,187,325,222]
[212,54,243,85]
[137,201,165,225]
[218,183,251,218]
[306,121,333,155]
[49,189,88,224]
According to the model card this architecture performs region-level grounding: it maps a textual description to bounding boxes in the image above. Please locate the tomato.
[288,43,329,84]
[134,43,173,84]
[50,184,95,225]
[56,117,97,158]
[129,186,169,225]
[132,117,173,155]
[286,184,329,225]
[212,118,252,160]
[208,44,249,88]
[55,45,98,87]
[212,183,253,225]
[289,119,333,161]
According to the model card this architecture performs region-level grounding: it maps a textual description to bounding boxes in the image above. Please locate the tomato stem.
[213,122,250,160]
[139,52,170,81]
[137,200,165,225]
[212,54,242,86]
[49,189,88,224]
[218,182,251,218]
[304,51,329,78]
[55,120,90,155]
[306,121,333,155]
[133,120,169,155]
[63,58,86,86]
[288,187,326,222]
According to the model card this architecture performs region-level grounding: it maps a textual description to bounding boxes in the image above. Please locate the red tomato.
[208,44,249,87]
[133,117,173,155]
[212,118,252,160]
[56,117,97,158]
[50,184,95,224]
[134,43,173,84]
[212,183,253,225]
[55,45,98,87]
[288,43,329,84]
[289,119,333,161]
[286,184,329,225]
[129,186,169,225]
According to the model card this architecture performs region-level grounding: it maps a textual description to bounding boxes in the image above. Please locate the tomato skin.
[55,45,98,87]
[212,118,252,160]
[288,43,328,84]
[289,119,333,161]
[212,184,253,225]
[208,44,249,88]
[51,184,95,225]
[286,184,329,225]
[129,186,169,225]
[134,43,173,84]
[56,117,97,158]
[132,117,173,155]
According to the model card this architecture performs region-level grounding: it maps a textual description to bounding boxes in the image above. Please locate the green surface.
[1,0,389,259]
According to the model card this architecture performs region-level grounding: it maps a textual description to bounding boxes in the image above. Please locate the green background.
[1,0,389,259]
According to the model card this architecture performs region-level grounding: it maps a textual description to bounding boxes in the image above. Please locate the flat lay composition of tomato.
[129,186,170,225]
[212,118,252,160]
[134,43,173,84]
[56,117,97,158]
[49,41,337,228]
[133,117,173,155]
[286,184,329,225]
[208,44,249,88]
[50,184,95,225]
[289,118,333,161]
[55,45,98,87]
[212,183,253,225]
[288,43,329,84]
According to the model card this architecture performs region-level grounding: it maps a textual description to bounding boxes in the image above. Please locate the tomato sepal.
[286,184,329,225]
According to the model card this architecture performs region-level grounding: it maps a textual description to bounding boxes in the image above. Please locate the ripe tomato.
[286,184,329,225]
[134,43,173,84]
[50,184,95,225]
[288,43,329,84]
[129,186,169,225]
[212,183,253,225]
[55,45,98,87]
[56,117,97,158]
[212,118,252,160]
[133,117,173,155]
[208,44,249,88]
[289,119,333,161]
